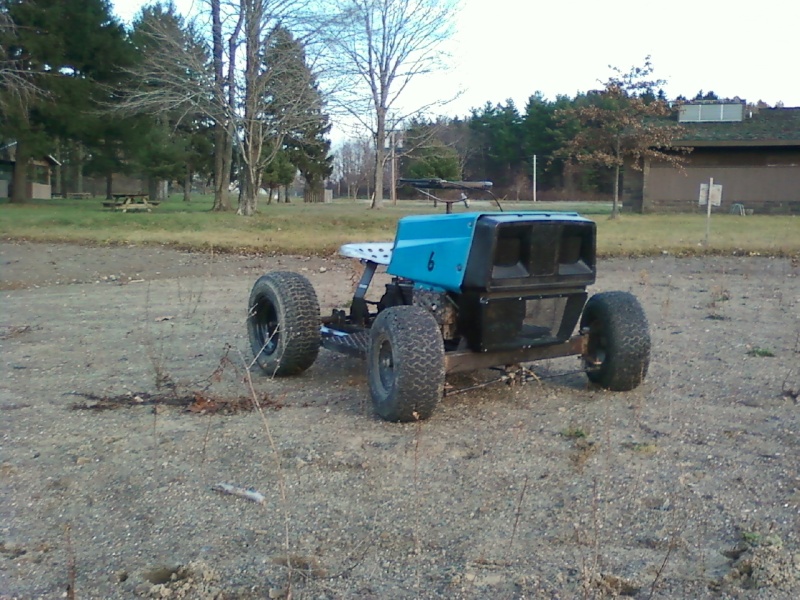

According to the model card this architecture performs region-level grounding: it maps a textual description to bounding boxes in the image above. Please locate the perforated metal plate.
[339,243,393,265]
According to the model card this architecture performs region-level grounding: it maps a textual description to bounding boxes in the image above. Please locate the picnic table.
[102,194,160,212]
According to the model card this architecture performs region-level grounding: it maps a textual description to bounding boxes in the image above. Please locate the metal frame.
[444,335,587,374]
[319,255,592,381]
[319,202,598,392]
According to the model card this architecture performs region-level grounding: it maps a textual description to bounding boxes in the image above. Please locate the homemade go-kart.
[247,179,650,422]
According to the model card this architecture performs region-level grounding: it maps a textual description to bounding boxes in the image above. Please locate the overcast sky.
[113,0,800,120]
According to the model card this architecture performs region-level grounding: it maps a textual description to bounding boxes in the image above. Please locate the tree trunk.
[212,125,231,210]
[10,138,29,203]
[237,173,257,215]
[148,179,168,202]
[303,178,324,203]
[610,136,621,219]
[237,189,250,215]
[75,145,84,194]
[59,144,68,196]
[210,0,232,212]
[564,162,576,195]
[106,173,113,200]
[237,0,262,217]
[212,120,235,211]
[54,143,62,195]
[183,166,191,202]
[371,118,386,209]
[148,178,158,203]
[611,162,620,220]
[223,5,244,211]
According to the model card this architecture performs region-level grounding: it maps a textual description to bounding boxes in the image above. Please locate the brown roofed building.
[0,142,62,200]
[624,104,800,214]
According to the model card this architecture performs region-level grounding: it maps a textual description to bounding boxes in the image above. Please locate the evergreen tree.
[402,120,460,180]
[467,101,524,189]
[521,92,574,192]
[262,150,295,203]
[179,117,214,201]
[0,0,129,201]
[267,27,332,203]
[128,3,212,201]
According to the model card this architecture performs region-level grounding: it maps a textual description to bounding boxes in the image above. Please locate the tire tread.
[247,271,320,376]
[580,291,650,391]
[368,306,444,422]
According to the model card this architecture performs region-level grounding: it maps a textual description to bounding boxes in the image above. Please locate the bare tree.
[558,57,689,218]
[0,9,37,204]
[0,11,45,113]
[121,7,218,130]
[326,0,458,208]
[335,136,373,199]
[435,117,473,179]
[238,7,327,215]
[210,0,242,211]
[119,0,327,215]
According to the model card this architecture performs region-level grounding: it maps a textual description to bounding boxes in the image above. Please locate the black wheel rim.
[377,339,395,391]
[586,320,607,369]
[254,297,279,356]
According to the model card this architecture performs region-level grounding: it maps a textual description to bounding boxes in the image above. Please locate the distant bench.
[67,192,92,199]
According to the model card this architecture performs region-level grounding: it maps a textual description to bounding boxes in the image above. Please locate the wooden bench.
[103,194,160,212]
[67,192,92,199]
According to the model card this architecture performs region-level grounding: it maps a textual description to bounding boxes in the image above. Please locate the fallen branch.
[212,483,266,504]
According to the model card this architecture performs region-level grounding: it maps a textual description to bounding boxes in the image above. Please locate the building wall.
[628,147,800,214]
[646,164,800,213]
[81,174,147,196]
[29,182,51,199]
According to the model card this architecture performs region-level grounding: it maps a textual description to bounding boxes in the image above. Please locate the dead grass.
[594,214,800,257]
[2,196,798,257]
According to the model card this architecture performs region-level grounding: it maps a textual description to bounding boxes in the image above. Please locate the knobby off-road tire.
[580,291,650,391]
[247,271,320,376]
[368,306,445,422]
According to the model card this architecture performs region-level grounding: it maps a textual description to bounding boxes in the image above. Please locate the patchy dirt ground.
[1,241,799,600]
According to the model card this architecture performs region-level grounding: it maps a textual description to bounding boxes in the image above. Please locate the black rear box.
[459,215,596,352]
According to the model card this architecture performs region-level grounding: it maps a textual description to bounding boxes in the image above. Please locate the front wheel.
[367,306,445,422]
[580,291,650,391]
[247,271,320,376]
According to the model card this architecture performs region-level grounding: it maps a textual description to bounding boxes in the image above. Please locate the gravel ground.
[1,241,799,599]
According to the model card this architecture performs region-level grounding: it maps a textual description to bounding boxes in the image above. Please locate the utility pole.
[705,176,713,246]
[532,154,537,202]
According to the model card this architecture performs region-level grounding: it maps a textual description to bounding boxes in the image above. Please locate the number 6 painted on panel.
[427,251,435,271]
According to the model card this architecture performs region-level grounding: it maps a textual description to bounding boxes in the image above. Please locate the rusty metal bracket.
[444,334,587,374]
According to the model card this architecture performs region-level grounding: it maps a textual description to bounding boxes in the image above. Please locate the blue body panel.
[387,211,592,293]
[387,213,477,292]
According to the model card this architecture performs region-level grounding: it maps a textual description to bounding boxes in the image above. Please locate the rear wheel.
[580,291,650,391]
[247,271,320,376]
[368,306,445,422]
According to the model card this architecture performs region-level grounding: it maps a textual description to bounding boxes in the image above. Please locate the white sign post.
[699,178,722,246]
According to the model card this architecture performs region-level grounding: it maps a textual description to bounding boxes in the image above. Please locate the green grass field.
[1,195,798,257]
